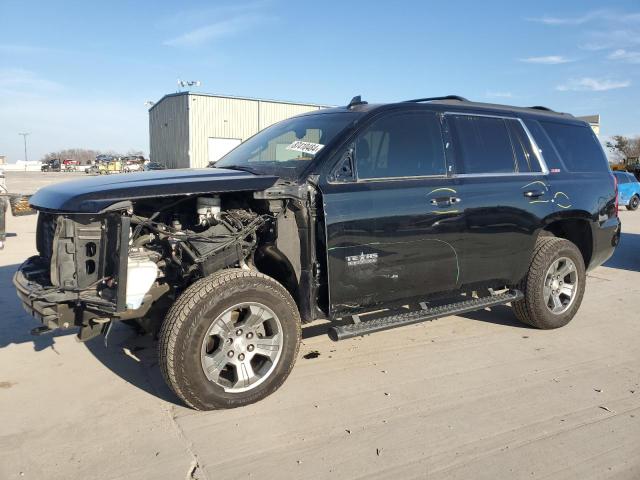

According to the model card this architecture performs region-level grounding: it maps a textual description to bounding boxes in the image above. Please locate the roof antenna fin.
[347,95,368,109]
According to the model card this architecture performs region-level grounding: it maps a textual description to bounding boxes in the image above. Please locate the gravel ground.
[0,172,639,480]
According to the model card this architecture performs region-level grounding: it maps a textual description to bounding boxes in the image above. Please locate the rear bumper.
[588,216,621,270]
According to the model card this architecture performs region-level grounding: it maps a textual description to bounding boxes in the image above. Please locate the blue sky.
[1,0,638,161]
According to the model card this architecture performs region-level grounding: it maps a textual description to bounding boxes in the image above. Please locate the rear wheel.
[627,195,639,211]
[513,237,586,329]
[158,269,301,410]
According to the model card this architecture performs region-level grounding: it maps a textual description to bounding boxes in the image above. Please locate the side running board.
[328,290,523,341]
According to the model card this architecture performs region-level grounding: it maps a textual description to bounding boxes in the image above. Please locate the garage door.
[208,137,242,164]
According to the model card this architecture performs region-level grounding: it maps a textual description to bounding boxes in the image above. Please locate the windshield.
[215,112,359,179]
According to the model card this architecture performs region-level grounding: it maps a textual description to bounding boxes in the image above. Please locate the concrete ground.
[1,172,639,480]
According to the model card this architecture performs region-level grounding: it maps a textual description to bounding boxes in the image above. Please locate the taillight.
[613,173,619,216]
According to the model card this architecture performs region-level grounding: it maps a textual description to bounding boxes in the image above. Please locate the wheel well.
[542,219,593,267]
[253,245,299,305]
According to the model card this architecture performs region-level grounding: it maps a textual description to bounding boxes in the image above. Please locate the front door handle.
[523,189,545,198]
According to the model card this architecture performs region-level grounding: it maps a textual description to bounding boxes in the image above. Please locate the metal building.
[577,114,601,136]
[149,92,329,169]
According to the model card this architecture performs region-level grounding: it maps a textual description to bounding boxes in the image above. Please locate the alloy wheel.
[200,302,283,393]
[543,257,578,315]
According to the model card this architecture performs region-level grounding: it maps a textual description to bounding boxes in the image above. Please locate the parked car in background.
[41,159,61,172]
[122,156,146,172]
[63,159,80,172]
[614,171,640,210]
[123,163,142,173]
[143,162,166,171]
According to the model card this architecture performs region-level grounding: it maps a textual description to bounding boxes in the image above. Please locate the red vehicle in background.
[62,159,80,172]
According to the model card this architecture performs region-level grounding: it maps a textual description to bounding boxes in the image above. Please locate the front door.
[320,110,463,317]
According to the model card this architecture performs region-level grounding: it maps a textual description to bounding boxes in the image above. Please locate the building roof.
[149,91,333,112]
[576,114,600,125]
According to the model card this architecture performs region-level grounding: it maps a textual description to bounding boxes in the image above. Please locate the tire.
[627,195,639,211]
[513,237,586,329]
[158,269,301,410]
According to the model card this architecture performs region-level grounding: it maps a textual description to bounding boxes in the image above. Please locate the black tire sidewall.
[527,240,586,329]
[172,276,300,410]
[629,196,639,211]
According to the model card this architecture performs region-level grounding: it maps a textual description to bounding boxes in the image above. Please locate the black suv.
[14,95,620,410]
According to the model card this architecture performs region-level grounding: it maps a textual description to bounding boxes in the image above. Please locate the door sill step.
[328,290,523,341]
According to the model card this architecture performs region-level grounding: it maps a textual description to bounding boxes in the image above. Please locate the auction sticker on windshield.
[286,141,325,156]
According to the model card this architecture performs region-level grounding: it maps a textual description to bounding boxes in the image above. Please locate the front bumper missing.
[14,255,170,341]
[13,256,116,340]
[13,256,77,330]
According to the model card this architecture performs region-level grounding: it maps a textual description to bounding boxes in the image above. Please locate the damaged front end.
[15,211,161,340]
[14,194,269,342]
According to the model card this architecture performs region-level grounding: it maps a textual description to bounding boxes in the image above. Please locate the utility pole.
[18,132,30,172]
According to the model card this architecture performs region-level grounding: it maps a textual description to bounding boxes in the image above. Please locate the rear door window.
[539,121,608,173]
[448,115,516,174]
[355,111,446,179]
[506,120,541,173]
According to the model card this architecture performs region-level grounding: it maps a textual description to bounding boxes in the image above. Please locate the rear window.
[539,121,608,173]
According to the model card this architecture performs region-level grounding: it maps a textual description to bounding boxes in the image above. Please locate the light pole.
[18,132,30,172]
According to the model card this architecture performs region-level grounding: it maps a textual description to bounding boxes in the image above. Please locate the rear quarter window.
[538,120,608,173]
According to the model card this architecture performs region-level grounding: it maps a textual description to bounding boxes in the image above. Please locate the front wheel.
[513,237,586,329]
[158,269,301,410]
[627,195,639,211]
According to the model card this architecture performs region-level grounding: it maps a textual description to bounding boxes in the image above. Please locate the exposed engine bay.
[19,190,305,340]
[129,194,268,286]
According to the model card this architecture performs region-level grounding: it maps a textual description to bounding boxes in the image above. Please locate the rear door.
[445,112,554,288]
[320,109,463,316]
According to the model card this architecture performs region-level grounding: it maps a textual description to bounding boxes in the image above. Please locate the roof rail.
[404,95,469,103]
[528,105,554,112]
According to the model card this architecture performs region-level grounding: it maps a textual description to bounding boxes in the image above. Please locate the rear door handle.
[523,189,545,198]
[430,196,462,206]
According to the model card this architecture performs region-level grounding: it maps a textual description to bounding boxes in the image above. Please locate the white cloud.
[163,1,276,48]
[164,15,266,47]
[581,29,640,51]
[608,48,640,63]
[527,10,606,25]
[528,9,640,26]
[0,44,55,55]
[556,77,631,92]
[519,55,573,64]
[0,68,62,95]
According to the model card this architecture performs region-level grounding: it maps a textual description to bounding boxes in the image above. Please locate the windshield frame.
[214,111,364,182]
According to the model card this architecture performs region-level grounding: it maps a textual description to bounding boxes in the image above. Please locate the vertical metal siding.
[257,101,323,131]
[150,93,327,169]
[149,95,189,169]
[188,94,324,168]
[188,96,259,168]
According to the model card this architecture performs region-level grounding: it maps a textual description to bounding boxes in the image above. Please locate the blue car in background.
[614,171,640,211]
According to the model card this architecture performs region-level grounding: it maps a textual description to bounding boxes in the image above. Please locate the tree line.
[607,135,640,163]
[42,148,146,165]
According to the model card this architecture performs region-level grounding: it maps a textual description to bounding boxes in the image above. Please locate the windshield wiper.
[222,165,260,175]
